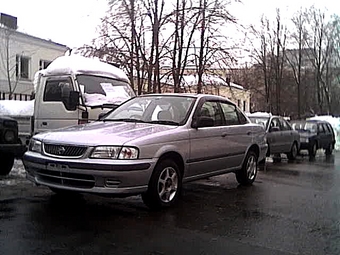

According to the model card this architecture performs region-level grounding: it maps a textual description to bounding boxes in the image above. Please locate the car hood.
[34,121,177,146]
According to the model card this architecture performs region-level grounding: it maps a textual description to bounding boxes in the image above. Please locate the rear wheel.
[142,159,182,210]
[0,153,15,176]
[236,151,258,185]
[325,143,333,155]
[308,142,317,158]
[287,142,298,160]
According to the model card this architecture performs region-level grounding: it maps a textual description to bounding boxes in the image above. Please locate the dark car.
[291,120,335,157]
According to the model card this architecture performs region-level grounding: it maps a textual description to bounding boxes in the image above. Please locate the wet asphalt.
[1,153,340,255]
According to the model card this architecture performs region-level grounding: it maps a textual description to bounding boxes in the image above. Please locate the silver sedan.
[23,94,267,209]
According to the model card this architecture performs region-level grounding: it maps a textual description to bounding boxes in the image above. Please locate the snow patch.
[0,100,34,116]
[44,55,129,82]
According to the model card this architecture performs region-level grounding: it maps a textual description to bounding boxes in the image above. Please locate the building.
[0,13,69,99]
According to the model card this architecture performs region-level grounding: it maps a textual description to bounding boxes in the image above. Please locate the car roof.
[292,119,330,124]
[137,93,235,104]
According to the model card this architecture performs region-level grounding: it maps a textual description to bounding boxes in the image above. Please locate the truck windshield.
[77,75,135,107]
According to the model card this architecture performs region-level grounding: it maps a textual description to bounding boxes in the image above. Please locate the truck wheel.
[142,159,182,210]
[236,151,258,185]
[0,153,14,176]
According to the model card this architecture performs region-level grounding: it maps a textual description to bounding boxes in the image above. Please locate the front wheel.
[236,151,258,185]
[0,153,15,176]
[142,159,182,210]
[287,142,298,160]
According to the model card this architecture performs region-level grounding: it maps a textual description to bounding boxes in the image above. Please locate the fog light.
[4,130,15,143]
[105,179,121,188]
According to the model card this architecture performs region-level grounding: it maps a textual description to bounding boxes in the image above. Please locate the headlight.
[29,139,42,153]
[118,147,139,159]
[90,146,121,159]
[4,130,15,143]
[90,146,139,159]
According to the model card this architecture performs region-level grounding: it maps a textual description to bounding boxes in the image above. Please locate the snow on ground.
[0,100,34,116]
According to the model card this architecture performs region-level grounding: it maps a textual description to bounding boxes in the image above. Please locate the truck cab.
[32,55,135,135]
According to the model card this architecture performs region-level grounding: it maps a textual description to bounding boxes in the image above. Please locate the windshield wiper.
[103,118,146,123]
[90,104,119,109]
[149,120,179,126]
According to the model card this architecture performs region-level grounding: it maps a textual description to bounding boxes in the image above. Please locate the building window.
[16,55,30,79]
[237,99,241,107]
[39,59,52,70]
[243,101,247,112]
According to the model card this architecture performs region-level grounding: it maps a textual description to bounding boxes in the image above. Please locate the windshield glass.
[248,116,270,128]
[291,122,317,132]
[104,95,196,125]
[77,75,135,107]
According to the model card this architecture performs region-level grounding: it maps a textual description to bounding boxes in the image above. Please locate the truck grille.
[44,144,87,158]
[36,169,95,189]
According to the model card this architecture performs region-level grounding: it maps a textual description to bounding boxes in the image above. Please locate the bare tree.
[0,26,19,99]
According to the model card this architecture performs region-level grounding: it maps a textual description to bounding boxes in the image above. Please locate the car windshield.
[103,95,196,125]
[248,117,269,129]
[77,75,135,107]
[291,122,317,132]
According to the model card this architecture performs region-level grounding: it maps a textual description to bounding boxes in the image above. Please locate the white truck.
[0,55,135,147]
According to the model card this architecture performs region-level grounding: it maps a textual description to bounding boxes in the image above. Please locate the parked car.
[0,116,27,175]
[247,113,300,162]
[290,119,335,157]
[23,94,267,209]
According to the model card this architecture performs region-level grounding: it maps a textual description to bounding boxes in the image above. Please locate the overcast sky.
[1,0,337,48]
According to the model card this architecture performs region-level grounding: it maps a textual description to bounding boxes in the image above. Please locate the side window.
[318,124,325,133]
[220,102,241,126]
[323,123,331,134]
[198,101,223,126]
[43,78,76,111]
[270,118,281,130]
[280,118,291,131]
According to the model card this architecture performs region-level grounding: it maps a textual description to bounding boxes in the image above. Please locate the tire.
[325,143,333,155]
[287,142,298,160]
[308,142,317,158]
[273,154,282,163]
[0,153,15,176]
[236,151,258,185]
[142,159,182,210]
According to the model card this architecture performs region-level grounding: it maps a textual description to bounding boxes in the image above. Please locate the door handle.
[221,133,228,137]
[247,131,252,135]
[42,122,47,126]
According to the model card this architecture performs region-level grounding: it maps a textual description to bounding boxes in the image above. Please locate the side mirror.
[67,91,79,111]
[270,126,280,132]
[192,116,215,128]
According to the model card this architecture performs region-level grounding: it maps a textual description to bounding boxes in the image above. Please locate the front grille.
[44,144,87,158]
[36,169,95,189]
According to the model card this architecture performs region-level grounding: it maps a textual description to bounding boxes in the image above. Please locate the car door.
[187,100,228,178]
[219,102,251,168]
[278,117,295,152]
[267,117,282,154]
[317,124,327,148]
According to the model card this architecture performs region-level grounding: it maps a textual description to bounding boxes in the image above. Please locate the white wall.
[0,27,68,96]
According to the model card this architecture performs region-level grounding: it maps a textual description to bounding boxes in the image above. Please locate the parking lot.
[1,152,340,255]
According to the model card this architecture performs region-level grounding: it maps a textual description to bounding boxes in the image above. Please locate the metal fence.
[0,92,33,101]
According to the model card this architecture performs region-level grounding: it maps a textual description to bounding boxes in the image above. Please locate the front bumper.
[0,144,27,157]
[23,152,157,196]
